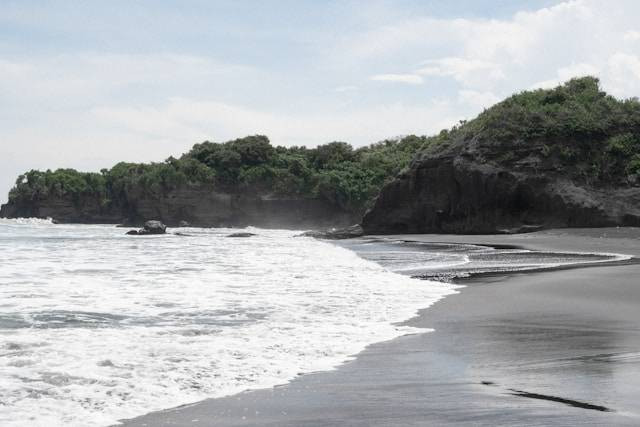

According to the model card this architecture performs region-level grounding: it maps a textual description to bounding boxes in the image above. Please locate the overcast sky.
[2,0,640,202]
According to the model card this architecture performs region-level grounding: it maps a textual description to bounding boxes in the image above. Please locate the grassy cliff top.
[421,77,640,185]
[470,76,639,142]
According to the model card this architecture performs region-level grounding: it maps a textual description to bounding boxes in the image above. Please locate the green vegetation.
[464,76,640,142]
[9,77,640,213]
[451,76,640,183]
[9,135,435,214]
[9,169,107,205]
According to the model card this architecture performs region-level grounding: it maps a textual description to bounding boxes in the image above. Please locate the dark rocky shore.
[362,139,640,234]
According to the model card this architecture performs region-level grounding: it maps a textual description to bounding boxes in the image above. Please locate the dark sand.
[120,228,640,426]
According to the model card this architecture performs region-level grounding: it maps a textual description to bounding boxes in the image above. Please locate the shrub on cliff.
[467,77,640,144]
[425,76,640,185]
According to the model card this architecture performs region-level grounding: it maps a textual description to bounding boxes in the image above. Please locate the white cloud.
[349,0,640,100]
[0,54,249,104]
[606,53,640,97]
[370,74,424,84]
[623,30,640,41]
[530,63,601,89]
[558,63,601,80]
[457,90,501,109]
[608,53,640,79]
[341,2,594,63]
[91,97,458,147]
[416,57,504,86]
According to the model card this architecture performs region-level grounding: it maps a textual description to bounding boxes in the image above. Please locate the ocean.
[0,219,627,426]
[0,219,457,426]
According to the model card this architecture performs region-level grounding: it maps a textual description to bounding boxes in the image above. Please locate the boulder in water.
[125,220,167,236]
[142,220,166,234]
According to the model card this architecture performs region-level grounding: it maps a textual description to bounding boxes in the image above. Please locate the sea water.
[337,237,630,280]
[0,219,458,426]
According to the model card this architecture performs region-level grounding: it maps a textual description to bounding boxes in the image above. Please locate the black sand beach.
[120,228,640,426]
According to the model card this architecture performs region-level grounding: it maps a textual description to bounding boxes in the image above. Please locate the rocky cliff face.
[362,136,640,234]
[0,185,356,229]
[0,194,119,223]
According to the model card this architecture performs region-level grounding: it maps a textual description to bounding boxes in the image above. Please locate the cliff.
[361,138,640,234]
[0,185,355,228]
[363,77,640,234]
[1,135,424,228]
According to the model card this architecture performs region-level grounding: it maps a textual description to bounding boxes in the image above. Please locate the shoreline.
[119,227,640,426]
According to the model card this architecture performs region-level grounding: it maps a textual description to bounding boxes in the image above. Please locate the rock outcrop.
[126,220,167,236]
[362,77,640,234]
[362,137,640,234]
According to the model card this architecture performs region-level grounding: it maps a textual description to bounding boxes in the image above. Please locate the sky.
[1,0,640,202]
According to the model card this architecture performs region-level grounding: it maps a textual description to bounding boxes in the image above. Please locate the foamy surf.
[338,238,632,280]
[0,216,55,226]
[0,220,458,427]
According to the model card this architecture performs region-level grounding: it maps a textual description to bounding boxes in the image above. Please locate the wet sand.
[119,228,640,426]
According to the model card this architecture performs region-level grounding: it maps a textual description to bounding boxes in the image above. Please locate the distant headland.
[3,77,640,233]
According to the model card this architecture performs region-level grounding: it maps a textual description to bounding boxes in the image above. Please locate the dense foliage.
[451,76,640,183]
[9,135,433,214]
[9,169,108,205]
[9,77,640,213]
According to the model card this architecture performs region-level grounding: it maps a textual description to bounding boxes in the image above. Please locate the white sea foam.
[0,221,458,426]
[0,217,55,226]
[339,237,632,279]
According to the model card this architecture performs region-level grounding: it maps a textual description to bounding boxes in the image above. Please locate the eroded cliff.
[362,138,640,234]
[363,77,640,234]
[0,185,355,228]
